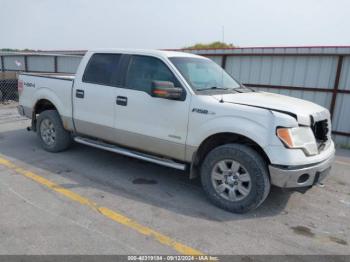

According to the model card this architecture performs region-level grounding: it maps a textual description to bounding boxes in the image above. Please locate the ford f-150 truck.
[17,49,335,213]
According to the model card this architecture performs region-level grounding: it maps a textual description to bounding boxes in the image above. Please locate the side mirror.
[151,81,183,100]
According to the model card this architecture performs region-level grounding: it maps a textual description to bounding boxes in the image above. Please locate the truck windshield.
[169,57,240,91]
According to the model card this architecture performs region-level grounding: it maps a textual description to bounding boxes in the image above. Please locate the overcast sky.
[1,0,350,50]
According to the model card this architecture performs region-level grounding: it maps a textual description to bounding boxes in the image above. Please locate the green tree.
[0,48,19,52]
[183,41,235,49]
[0,48,35,52]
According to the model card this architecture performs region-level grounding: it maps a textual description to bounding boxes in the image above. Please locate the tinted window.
[126,55,181,93]
[83,54,121,86]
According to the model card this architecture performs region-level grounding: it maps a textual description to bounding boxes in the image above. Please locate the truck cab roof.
[87,48,205,59]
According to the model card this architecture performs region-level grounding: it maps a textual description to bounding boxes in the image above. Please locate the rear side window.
[83,54,121,86]
[125,55,181,94]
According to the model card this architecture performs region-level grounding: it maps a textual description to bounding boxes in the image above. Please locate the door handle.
[116,96,127,106]
[76,89,84,98]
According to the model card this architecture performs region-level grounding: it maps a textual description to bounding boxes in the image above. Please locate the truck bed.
[18,72,75,125]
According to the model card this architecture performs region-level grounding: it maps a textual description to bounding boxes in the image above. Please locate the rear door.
[73,53,122,142]
[112,55,191,161]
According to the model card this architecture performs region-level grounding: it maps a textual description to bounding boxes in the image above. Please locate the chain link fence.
[0,52,83,105]
[0,72,18,103]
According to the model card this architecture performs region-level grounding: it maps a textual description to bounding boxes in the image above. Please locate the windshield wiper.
[238,84,255,92]
[197,86,229,91]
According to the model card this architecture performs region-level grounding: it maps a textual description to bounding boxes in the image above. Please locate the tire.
[36,110,72,152]
[200,143,270,213]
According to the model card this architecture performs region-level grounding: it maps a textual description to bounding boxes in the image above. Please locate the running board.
[74,137,187,170]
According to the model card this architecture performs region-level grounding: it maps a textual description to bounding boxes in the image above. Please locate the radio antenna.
[220,25,225,103]
[222,25,225,43]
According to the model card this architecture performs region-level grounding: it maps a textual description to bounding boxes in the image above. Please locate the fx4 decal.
[24,82,35,88]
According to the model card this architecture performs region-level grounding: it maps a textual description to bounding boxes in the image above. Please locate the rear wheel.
[200,143,270,213]
[36,110,72,152]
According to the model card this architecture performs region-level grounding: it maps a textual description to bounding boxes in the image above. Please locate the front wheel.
[36,110,72,152]
[200,143,270,213]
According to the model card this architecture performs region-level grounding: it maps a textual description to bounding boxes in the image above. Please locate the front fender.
[185,114,275,163]
[188,115,270,147]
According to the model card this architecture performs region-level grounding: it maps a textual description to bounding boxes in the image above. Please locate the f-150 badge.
[192,108,215,115]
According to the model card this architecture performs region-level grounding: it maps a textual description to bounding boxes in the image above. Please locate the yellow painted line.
[0,157,204,255]
[335,160,350,167]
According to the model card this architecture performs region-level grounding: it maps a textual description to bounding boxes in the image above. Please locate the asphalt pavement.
[0,103,349,255]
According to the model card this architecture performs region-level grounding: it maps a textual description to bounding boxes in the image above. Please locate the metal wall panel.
[332,94,350,133]
[339,56,350,90]
[225,55,337,89]
[333,93,350,146]
[248,86,332,109]
[27,56,55,72]
[333,134,350,147]
[3,56,25,71]
[205,56,222,66]
[57,56,82,73]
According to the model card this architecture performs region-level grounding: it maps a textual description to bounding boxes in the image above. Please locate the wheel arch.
[31,99,59,131]
[189,132,271,179]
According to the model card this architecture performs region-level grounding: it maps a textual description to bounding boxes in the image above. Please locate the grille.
[312,119,329,143]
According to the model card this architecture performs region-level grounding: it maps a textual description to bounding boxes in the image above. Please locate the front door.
[113,55,191,161]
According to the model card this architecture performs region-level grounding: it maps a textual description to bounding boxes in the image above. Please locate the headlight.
[276,127,318,156]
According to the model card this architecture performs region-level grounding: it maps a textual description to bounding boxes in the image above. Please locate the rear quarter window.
[83,54,122,86]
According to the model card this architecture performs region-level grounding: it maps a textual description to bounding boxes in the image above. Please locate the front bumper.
[269,153,335,188]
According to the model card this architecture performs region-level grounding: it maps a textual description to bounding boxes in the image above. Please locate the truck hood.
[213,91,329,126]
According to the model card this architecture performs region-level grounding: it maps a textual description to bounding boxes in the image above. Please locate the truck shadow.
[0,129,294,221]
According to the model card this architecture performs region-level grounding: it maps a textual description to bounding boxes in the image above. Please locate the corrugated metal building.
[1,46,350,146]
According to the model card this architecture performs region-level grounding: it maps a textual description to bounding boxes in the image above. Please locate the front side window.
[169,57,240,91]
[125,55,181,94]
[83,53,121,86]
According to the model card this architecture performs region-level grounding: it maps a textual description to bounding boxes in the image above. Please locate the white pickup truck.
[17,49,335,213]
